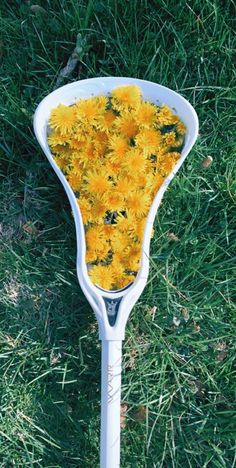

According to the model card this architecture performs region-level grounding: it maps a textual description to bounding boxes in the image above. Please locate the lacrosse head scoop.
[34,77,198,468]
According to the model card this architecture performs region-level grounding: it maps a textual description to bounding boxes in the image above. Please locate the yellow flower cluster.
[47,85,186,290]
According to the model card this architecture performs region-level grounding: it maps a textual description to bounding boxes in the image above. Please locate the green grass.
[0,0,236,466]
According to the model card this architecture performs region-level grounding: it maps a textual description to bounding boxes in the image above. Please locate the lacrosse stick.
[34,77,198,468]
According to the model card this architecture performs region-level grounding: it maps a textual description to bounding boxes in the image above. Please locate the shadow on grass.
[0,177,102,466]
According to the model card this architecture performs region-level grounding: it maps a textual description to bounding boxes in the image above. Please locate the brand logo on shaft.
[108,365,113,404]
[103,297,122,326]
[107,300,117,315]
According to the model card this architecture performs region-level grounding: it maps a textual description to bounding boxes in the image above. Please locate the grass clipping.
[47,85,186,290]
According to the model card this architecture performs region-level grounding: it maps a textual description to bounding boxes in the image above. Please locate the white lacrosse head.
[34,77,198,340]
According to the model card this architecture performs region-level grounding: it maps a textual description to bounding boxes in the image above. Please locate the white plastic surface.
[100,340,122,468]
[33,76,198,341]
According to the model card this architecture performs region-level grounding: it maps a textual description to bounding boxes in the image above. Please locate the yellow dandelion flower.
[54,156,68,171]
[78,187,92,202]
[115,212,136,234]
[111,85,142,110]
[114,274,128,289]
[48,131,68,147]
[85,170,111,194]
[110,259,125,276]
[158,153,179,175]
[85,225,104,250]
[116,170,138,185]
[50,144,66,155]
[93,130,108,146]
[151,173,165,195]
[76,99,99,125]
[96,242,111,261]
[136,218,147,241]
[160,157,176,175]
[58,145,73,159]
[125,222,141,241]
[115,216,141,242]
[176,121,186,135]
[96,109,117,132]
[103,191,124,212]
[115,276,131,289]
[67,171,81,191]
[76,97,105,124]
[99,224,115,241]
[78,142,96,163]
[114,177,131,195]
[96,95,108,111]
[168,151,181,161]
[162,131,177,146]
[68,136,85,150]
[126,191,151,217]
[111,231,130,252]
[71,156,83,175]
[93,132,108,158]
[108,135,129,160]
[91,200,108,222]
[88,264,114,290]
[156,144,170,157]
[86,249,98,263]
[165,114,180,125]
[156,105,176,126]
[77,198,92,225]
[135,128,161,156]
[125,243,142,272]
[175,135,185,149]
[109,260,126,288]
[49,104,77,134]
[135,101,157,127]
[105,159,122,177]
[112,251,126,265]
[134,173,149,188]
[123,148,147,173]
[86,232,111,263]
[114,113,139,138]
[121,169,137,182]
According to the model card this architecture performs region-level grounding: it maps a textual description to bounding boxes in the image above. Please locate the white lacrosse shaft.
[100,340,122,468]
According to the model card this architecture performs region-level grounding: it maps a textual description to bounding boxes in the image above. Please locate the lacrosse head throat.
[34,77,198,340]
